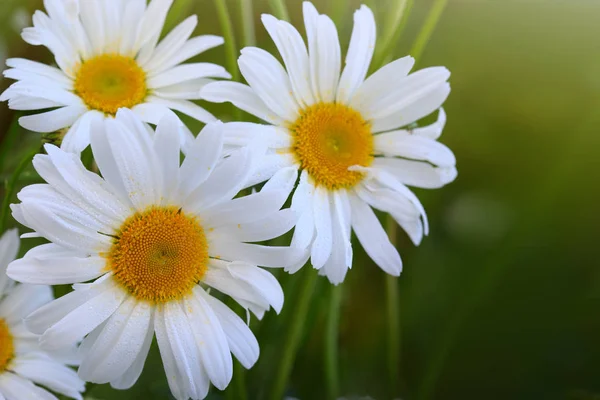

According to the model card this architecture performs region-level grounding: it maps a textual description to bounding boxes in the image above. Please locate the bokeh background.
[1,0,599,399]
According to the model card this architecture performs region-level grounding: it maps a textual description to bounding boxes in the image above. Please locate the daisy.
[200,2,457,284]
[0,229,85,400]
[7,109,301,399]
[0,0,229,153]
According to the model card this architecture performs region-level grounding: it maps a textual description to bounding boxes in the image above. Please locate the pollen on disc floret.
[290,102,374,190]
[0,319,14,372]
[74,54,147,115]
[106,206,209,304]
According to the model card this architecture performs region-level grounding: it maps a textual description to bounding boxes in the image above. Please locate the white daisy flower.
[200,2,457,284]
[0,229,85,400]
[7,109,302,399]
[0,0,229,153]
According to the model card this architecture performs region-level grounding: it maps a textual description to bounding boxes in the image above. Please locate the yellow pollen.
[290,102,374,190]
[74,54,147,115]
[106,206,209,303]
[0,319,14,372]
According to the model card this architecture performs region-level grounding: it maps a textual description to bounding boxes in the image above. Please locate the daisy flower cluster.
[0,1,456,399]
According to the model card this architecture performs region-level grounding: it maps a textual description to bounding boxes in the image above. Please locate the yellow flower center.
[106,207,209,303]
[290,103,374,190]
[74,54,147,115]
[0,319,14,372]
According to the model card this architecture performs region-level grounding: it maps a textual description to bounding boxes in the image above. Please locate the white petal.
[98,113,160,210]
[33,146,130,224]
[154,306,194,400]
[374,132,456,167]
[5,58,71,87]
[372,158,457,189]
[350,165,429,234]
[360,67,450,122]
[17,202,110,254]
[412,108,447,140]
[209,239,303,269]
[148,63,230,88]
[203,260,283,314]
[201,189,292,229]
[153,112,182,203]
[336,5,376,104]
[242,152,296,189]
[19,106,86,133]
[200,291,259,369]
[134,0,173,65]
[310,187,333,269]
[144,96,216,124]
[261,15,314,107]
[78,298,153,384]
[355,183,423,245]
[349,194,402,276]
[7,252,106,285]
[221,122,291,149]
[211,208,297,243]
[185,143,264,212]
[34,280,126,350]
[178,122,224,200]
[0,230,19,295]
[200,81,283,125]
[10,354,84,399]
[0,284,52,324]
[142,15,198,72]
[238,47,299,121]
[149,35,224,74]
[303,1,321,103]
[320,191,352,284]
[314,14,341,103]
[350,56,415,110]
[60,111,103,154]
[185,287,233,390]
[109,306,154,390]
[162,301,209,399]
[0,372,58,400]
[371,83,450,133]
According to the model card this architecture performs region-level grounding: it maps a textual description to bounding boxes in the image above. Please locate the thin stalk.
[372,0,412,70]
[268,0,289,21]
[0,148,38,232]
[0,116,21,172]
[267,268,317,400]
[325,284,343,399]
[213,0,241,119]
[225,361,247,400]
[239,0,256,47]
[385,217,401,395]
[409,0,448,67]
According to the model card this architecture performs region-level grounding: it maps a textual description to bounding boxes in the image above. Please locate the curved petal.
[336,5,376,104]
[349,194,402,276]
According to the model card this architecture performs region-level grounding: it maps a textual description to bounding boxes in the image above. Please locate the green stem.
[213,0,241,120]
[214,0,240,82]
[385,216,401,396]
[239,0,256,47]
[372,0,413,70]
[0,115,21,172]
[268,267,317,400]
[268,0,289,21]
[325,284,343,399]
[0,148,38,232]
[409,0,448,67]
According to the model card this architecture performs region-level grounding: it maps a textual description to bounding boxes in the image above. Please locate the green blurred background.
[1,0,600,399]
